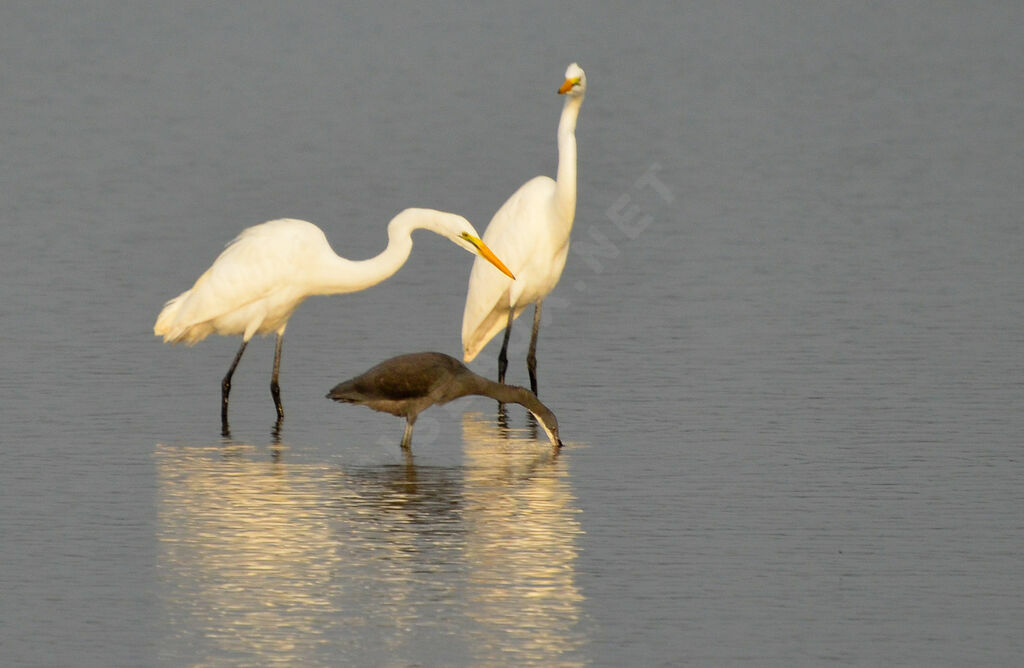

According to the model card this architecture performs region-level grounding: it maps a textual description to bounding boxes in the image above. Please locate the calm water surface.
[2,2,1022,666]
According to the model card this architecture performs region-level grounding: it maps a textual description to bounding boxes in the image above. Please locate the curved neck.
[554,94,583,222]
[465,375,560,445]
[318,209,446,294]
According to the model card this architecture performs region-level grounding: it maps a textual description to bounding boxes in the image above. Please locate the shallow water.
[2,2,1023,666]
[153,415,583,666]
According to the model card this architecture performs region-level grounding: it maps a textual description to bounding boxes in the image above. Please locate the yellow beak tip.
[471,238,515,280]
[558,77,578,94]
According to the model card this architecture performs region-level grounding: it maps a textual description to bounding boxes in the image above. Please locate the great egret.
[327,352,562,449]
[155,209,515,430]
[461,62,586,394]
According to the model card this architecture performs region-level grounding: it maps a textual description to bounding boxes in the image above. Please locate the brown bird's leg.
[401,416,416,449]
[527,301,542,395]
[270,333,285,420]
[222,340,248,435]
[497,309,515,384]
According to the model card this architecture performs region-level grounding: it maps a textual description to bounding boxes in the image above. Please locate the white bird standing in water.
[461,63,587,394]
[155,208,515,431]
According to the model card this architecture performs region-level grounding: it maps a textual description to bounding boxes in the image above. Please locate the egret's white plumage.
[461,63,586,393]
[155,208,514,430]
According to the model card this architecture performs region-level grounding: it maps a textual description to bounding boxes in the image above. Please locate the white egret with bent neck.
[155,208,515,431]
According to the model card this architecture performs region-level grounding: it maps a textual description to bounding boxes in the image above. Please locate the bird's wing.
[461,176,555,361]
[352,371,436,401]
[162,220,328,339]
[334,354,457,401]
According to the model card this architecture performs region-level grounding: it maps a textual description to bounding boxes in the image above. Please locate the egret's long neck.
[317,209,438,294]
[554,94,583,223]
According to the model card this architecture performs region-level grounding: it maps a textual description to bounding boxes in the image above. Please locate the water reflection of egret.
[461,412,587,665]
[155,443,341,665]
[155,433,585,665]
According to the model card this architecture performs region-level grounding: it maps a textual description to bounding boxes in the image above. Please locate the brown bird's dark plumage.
[327,352,562,449]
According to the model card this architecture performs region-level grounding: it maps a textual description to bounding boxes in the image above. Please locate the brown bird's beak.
[467,236,515,279]
[558,77,580,94]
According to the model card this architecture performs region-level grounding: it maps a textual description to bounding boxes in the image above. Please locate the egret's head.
[396,208,516,280]
[558,62,587,98]
[450,221,516,280]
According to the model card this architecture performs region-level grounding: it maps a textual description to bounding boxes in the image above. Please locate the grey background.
[2,1,1022,665]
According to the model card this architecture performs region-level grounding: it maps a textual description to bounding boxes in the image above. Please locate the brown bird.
[327,352,562,449]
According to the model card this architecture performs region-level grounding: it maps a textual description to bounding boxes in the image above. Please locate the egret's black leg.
[497,309,515,384]
[270,333,284,420]
[527,301,542,395]
[222,340,249,433]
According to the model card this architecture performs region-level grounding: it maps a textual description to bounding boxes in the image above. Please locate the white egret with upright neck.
[461,62,587,394]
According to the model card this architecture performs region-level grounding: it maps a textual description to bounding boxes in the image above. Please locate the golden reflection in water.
[155,425,585,665]
[155,443,342,664]
[461,411,587,666]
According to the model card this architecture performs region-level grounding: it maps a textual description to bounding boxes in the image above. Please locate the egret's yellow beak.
[467,236,515,279]
[558,77,579,95]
